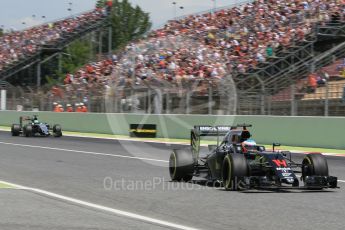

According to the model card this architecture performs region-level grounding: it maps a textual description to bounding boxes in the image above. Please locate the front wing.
[236,176,339,190]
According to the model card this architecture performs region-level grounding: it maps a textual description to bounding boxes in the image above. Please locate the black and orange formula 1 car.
[169,124,338,190]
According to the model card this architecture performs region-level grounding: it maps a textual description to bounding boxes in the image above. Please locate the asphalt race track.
[0,131,344,230]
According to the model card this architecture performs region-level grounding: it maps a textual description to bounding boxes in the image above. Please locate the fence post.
[114,92,118,113]
[267,95,272,115]
[166,91,170,114]
[142,89,147,113]
[147,89,151,114]
[325,80,329,116]
[130,88,135,113]
[153,89,162,114]
[208,84,213,114]
[37,62,41,87]
[260,94,265,115]
[186,92,191,114]
[291,83,296,116]
[120,91,124,113]
[12,89,16,111]
[88,92,92,112]
[0,89,6,110]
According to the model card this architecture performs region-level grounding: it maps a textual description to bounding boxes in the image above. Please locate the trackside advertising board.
[129,124,157,138]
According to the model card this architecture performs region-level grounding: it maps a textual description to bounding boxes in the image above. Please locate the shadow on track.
[170,179,337,194]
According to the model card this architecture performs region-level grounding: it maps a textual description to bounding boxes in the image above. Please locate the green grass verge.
[1,126,344,154]
[261,145,345,154]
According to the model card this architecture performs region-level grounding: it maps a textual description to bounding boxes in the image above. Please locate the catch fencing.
[3,75,345,116]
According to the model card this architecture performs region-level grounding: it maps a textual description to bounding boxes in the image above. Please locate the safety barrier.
[0,111,344,149]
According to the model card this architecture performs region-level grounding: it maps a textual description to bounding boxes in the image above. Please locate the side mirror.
[257,146,266,152]
[281,151,292,161]
[272,143,281,152]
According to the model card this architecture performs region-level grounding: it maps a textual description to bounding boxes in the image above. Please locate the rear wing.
[19,116,32,127]
[190,124,252,162]
[19,115,40,127]
[193,126,232,136]
[192,124,252,137]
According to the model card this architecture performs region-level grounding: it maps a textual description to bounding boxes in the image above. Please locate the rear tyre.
[53,124,62,137]
[11,124,21,136]
[23,125,33,137]
[222,153,248,191]
[302,153,329,181]
[169,149,194,182]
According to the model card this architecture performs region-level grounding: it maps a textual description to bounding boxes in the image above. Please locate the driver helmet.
[241,139,257,153]
[242,139,256,146]
[33,119,40,124]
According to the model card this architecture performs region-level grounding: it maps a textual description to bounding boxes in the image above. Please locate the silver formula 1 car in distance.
[11,115,62,137]
[169,124,338,191]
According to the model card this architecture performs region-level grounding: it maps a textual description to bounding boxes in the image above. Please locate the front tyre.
[53,124,62,137]
[302,153,329,181]
[23,125,33,137]
[169,149,194,182]
[222,154,248,191]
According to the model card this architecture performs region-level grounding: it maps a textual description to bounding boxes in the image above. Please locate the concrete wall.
[0,111,344,149]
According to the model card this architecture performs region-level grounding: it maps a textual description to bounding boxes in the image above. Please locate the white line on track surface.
[0,180,200,230]
[1,141,343,184]
[0,141,168,163]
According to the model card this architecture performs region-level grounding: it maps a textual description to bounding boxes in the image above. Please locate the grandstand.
[0,7,111,86]
[1,0,345,116]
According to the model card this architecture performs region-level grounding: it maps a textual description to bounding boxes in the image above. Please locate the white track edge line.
[0,180,201,230]
[0,141,168,163]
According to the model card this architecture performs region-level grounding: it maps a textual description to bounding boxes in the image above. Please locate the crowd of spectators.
[0,8,106,71]
[61,0,345,100]
[61,57,114,100]
[2,0,345,105]
[150,0,344,73]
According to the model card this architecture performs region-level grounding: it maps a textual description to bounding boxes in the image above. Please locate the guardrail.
[0,111,344,149]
